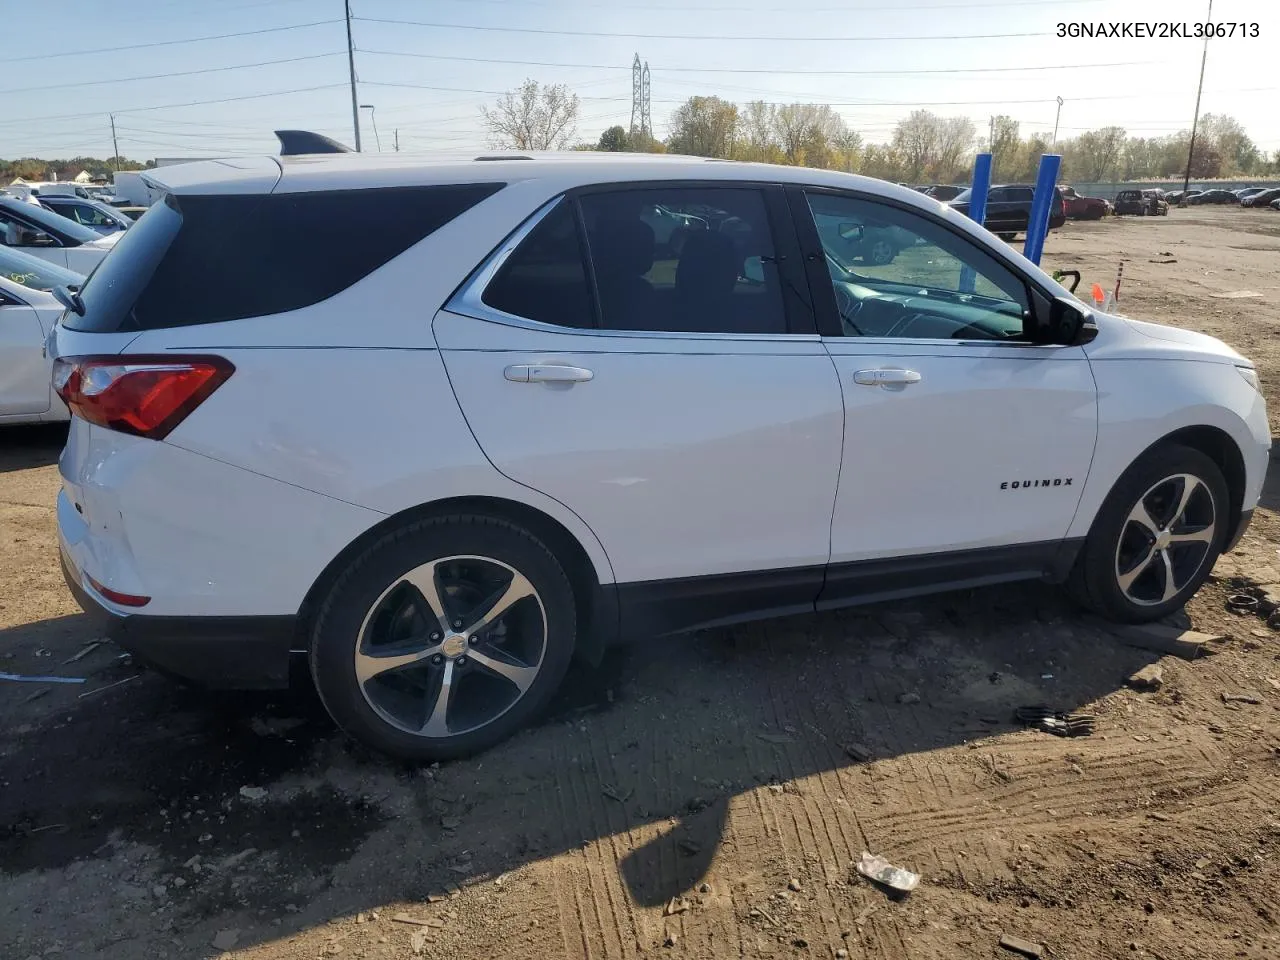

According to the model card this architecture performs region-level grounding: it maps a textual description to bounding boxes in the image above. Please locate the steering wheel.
[835,285,864,335]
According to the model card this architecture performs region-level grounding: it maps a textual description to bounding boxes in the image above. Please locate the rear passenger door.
[436,183,846,635]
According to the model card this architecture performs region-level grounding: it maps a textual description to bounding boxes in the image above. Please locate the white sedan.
[1,246,81,424]
[0,196,121,273]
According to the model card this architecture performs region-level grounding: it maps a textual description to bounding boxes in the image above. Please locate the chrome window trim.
[444,195,821,344]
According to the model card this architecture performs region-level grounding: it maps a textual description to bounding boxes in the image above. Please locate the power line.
[359,48,1157,77]
[0,53,343,96]
[7,19,343,63]
[0,84,349,128]
[400,0,1100,8]
[353,16,1045,41]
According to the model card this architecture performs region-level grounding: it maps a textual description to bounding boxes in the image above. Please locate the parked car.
[1185,189,1239,205]
[1241,187,1280,208]
[1113,189,1167,216]
[0,196,122,272]
[38,195,133,234]
[813,211,916,266]
[116,206,149,221]
[947,183,1066,239]
[1272,197,1280,210]
[922,185,964,201]
[0,246,82,424]
[1060,186,1108,220]
[51,151,1270,761]
[1233,187,1266,199]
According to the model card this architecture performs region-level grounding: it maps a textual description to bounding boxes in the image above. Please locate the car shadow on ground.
[0,581,1170,957]
[0,424,65,474]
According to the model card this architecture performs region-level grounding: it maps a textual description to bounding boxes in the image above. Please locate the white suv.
[51,152,1270,760]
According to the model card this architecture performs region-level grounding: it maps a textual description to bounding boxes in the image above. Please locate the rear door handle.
[504,364,594,384]
[853,368,922,386]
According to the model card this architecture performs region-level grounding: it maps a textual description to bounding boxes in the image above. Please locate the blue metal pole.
[1022,153,1062,265]
[960,152,992,292]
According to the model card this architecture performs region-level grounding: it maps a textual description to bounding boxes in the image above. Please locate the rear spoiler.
[275,130,353,156]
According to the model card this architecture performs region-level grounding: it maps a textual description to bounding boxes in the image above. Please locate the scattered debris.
[698,882,711,894]
[677,838,701,857]
[663,933,678,948]
[757,732,795,745]
[787,878,802,892]
[1227,594,1261,616]
[212,929,240,952]
[843,742,874,762]
[238,786,268,802]
[62,640,105,664]
[1103,622,1225,660]
[749,906,780,926]
[1221,692,1262,705]
[897,692,921,705]
[855,851,920,894]
[1128,663,1164,691]
[1015,706,1096,737]
[601,784,633,803]
[392,914,444,928]
[0,672,85,684]
[410,928,432,956]
[20,688,49,704]
[663,896,691,916]
[1209,290,1263,299]
[1265,678,1280,693]
[1149,257,1178,264]
[77,675,140,699]
[999,933,1044,958]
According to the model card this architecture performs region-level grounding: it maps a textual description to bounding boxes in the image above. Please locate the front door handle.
[504,364,594,384]
[853,368,922,387]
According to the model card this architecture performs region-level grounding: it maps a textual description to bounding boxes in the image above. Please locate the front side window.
[807,192,1030,341]
[0,209,58,248]
[579,187,787,335]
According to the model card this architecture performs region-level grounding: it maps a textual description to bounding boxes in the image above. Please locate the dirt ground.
[2,207,1279,960]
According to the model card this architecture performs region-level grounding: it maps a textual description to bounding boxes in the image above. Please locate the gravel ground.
[2,206,1278,960]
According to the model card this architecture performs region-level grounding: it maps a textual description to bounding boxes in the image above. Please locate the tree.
[739,100,782,163]
[858,143,904,182]
[989,115,1022,181]
[481,79,580,151]
[1074,126,1126,181]
[830,129,863,173]
[1199,113,1258,174]
[934,116,976,183]
[666,96,739,158]
[773,103,847,168]
[597,126,629,152]
[891,110,941,182]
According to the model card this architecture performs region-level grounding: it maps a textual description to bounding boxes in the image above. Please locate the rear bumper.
[61,549,296,689]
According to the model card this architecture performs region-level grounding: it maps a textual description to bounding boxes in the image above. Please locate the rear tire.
[1068,445,1228,623]
[310,515,577,761]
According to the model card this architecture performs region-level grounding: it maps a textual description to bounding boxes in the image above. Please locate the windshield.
[951,189,971,202]
[0,197,101,244]
[0,245,84,291]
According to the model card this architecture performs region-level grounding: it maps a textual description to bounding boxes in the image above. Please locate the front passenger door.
[793,189,1098,600]
[0,292,51,416]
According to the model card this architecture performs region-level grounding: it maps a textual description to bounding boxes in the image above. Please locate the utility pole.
[394,128,399,152]
[1051,96,1064,147]
[989,115,995,150]
[345,0,362,152]
[1183,0,1212,194]
[109,114,120,171]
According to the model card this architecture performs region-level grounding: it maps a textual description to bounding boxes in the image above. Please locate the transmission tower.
[630,54,652,140]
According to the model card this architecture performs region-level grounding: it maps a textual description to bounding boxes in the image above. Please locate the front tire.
[310,515,577,760]
[1068,445,1228,622]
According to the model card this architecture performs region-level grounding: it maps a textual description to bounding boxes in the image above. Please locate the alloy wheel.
[1114,473,1217,607]
[354,555,547,738]
[868,240,895,265]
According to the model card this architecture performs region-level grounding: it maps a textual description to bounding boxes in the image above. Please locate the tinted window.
[807,192,1030,340]
[64,183,503,332]
[1008,188,1034,202]
[0,198,100,244]
[580,187,786,334]
[0,245,82,291]
[482,200,593,328]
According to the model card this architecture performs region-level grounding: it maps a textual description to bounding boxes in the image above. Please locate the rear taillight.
[52,355,234,440]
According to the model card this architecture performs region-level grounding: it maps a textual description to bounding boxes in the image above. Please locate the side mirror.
[837,222,864,242]
[1048,296,1098,346]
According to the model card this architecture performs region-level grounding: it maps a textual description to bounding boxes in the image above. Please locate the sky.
[1,0,1275,162]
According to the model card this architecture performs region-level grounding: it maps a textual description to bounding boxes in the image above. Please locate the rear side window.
[65,183,503,332]
[482,200,594,329]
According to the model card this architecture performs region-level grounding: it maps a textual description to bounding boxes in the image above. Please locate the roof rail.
[474,155,533,161]
[275,130,353,156]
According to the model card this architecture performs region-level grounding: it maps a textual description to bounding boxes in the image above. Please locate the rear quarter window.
[64,183,504,332]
